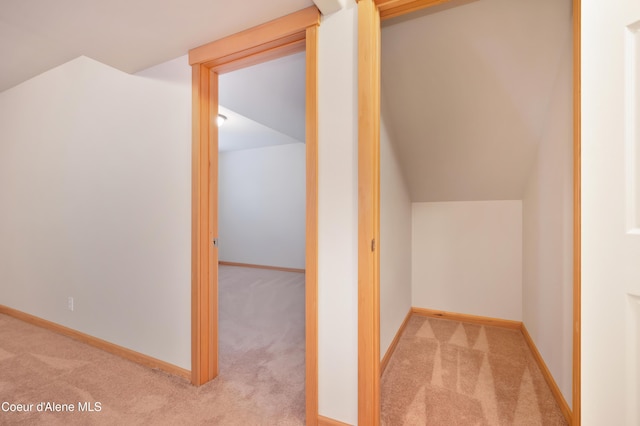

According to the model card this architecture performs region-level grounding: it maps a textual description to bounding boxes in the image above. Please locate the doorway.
[357,0,581,424]
[189,6,320,423]
[215,51,307,421]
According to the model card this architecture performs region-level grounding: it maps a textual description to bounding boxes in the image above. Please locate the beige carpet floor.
[0,265,306,425]
[381,315,569,425]
[2,270,569,425]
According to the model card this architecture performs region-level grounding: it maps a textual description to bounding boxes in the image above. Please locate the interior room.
[378,0,573,423]
[0,0,636,424]
[216,52,307,422]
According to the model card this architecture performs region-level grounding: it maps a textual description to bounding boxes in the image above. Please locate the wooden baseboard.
[219,261,305,274]
[412,307,522,330]
[0,304,191,380]
[318,415,353,426]
[380,308,412,375]
[521,324,572,425]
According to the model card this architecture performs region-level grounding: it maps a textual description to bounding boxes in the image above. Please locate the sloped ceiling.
[381,0,572,202]
[0,0,313,93]
[218,106,303,152]
[219,52,306,143]
[2,0,573,197]
[136,52,305,153]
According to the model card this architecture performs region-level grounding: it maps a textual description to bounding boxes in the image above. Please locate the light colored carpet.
[0,265,306,425]
[2,272,568,425]
[381,315,568,425]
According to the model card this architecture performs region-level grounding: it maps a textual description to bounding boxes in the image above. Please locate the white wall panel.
[218,144,306,269]
[380,113,412,358]
[0,55,192,369]
[317,1,359,423]
[521,35,573,406]
[412,200,522,321]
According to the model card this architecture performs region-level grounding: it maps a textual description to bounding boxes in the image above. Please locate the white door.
[582,0,640,424]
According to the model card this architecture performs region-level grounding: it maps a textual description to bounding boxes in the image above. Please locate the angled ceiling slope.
[0,0,313,93]
[381,0,572,202]
[137,51,305,152]
[219,52,306,143]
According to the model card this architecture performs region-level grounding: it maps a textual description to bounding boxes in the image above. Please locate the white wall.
[317,1,359,423]
[218,143,305,269]
[412,200,523,321]
[380,113,412,359]
[0,56,192,369]
[522,34,573,406]
[0,8,364,420]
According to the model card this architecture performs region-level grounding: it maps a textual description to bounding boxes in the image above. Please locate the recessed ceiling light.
[217,114,227,127]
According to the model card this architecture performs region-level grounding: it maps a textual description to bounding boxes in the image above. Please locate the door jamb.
[357,2,381,424]
[189,6,320,424]
[572,0,581,422]
[356,0,582,424]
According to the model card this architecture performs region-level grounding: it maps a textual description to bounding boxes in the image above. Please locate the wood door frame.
[189,6,320,423]
[356,0,582,424]
[357,1,381,423]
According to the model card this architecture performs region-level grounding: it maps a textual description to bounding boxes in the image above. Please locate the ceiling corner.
[312,0,344,15]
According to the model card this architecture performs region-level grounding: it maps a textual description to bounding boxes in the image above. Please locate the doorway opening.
[357,0,581,424]
[189,6,320,423]
[216,51,307,421]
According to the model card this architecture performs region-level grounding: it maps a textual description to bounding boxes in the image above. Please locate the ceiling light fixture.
[217,114,227,127]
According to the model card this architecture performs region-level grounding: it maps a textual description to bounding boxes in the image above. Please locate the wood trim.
[357,0,382,424]
[219,261,305,274]
[190,6,321,425]
[380,309,412,375]
[305,23,320,426]
[318,415,352,426]
[521,325,572,424]
[191,63,217,386]
[412,307,522,330]
[375,0,455,20]
[209,69,220,383]
[203,35,306,74]
[189,6,320,66]
[191,64,202,385]
[0,305,190,380]
[572,1,581,425]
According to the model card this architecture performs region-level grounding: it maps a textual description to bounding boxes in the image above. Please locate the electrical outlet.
[67,296,74,312]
